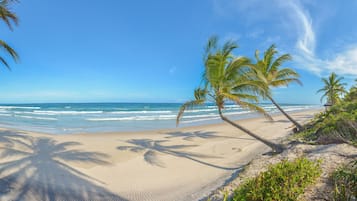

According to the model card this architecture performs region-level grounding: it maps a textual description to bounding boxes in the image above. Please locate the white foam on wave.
[109,110,172,114]
[87,114,177,121]
[185,108,218,113]
[14,115,58,121]
[85,110,252,122]
[0,106,41,110]
[207,105,241,109]
[32,110,104,115]
[225,111,252,116]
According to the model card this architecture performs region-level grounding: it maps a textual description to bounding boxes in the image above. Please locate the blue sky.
[0,0,356,104]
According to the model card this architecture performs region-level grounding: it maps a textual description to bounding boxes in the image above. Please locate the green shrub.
[295,101,357,146]
[332,160,357,201]
[232,157,321,201]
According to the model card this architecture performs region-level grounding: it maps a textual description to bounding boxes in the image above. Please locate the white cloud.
[276,0,357,76]
[212,0,357,76]
[285,0,357,76]
[286,1,315,56]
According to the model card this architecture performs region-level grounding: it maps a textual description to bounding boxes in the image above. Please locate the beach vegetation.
[177,36,285,153]
[317,72,347,106]
[295,76,357,146]
[332,159,357,201]
[0,0,19,69]
[294,102,357,146]
[250,44,303,131]
[232,157,321,201]
[344,79,357,102]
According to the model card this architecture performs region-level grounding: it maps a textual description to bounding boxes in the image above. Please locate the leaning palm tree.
[317,72,347,105]
[0,0,19,69]
[251,44,303,131]
[176,37,284,153]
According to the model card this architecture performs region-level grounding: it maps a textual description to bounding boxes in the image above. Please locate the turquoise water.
[0,103,321,134]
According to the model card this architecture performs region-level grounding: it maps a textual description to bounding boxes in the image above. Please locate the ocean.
[0,103,321,134]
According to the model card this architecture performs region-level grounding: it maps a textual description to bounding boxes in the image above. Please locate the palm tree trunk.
[267,95,303,131]
[218,108,284,153]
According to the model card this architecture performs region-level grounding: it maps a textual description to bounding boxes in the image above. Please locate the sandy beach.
[0,109,321,201]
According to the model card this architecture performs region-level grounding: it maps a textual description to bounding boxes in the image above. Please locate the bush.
[232,157,321,201]
[332,160,357,201]
[295,101,357,146]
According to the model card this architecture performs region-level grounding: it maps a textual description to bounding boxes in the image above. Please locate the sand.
[0,109,321,201]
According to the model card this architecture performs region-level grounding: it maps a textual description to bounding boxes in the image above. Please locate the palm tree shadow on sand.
[0,130,127,201]
[164,130,254,141]
[117,138,242,170]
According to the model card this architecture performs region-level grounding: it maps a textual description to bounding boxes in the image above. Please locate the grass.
[231,157,321,201]
[332,160,357,201]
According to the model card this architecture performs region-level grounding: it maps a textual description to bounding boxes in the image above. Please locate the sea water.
[0,103,321,134]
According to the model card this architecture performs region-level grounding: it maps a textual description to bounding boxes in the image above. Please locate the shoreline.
[1,107,322,137]
[0,108,322,201]
[0,103,322,135]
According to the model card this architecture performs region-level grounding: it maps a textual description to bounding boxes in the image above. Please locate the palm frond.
[222,40,238,57]
[203,35,218,61]
[224,56,251,81]
[270,54,292,72]
[270,78,302,87]
[176,88,206,126]
[0,0,18,30]
[0,56,10,70]
[222,91,271,120]
[254,49,260,61]
[176,99,205,126]
[317,72,347,104]
[264,44,277,71]
[0,39,19,61]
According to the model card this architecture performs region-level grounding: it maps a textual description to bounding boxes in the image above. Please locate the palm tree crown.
[317,72,347,105]
[252,44,301,88]
[177,37,284,153]
[177,37,269,124]
[252,44,303,131]
[0,0,19,69]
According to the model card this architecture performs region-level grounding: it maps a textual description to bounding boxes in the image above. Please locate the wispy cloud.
[285,1,315,56]
[212,0,357,76]
[284,0,357,76]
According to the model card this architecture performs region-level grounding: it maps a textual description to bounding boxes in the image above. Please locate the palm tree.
[251,44,303,131]
[176,37,285,153]
[0,0,19,69]
[344,79,357,102]
[317,72,347,105]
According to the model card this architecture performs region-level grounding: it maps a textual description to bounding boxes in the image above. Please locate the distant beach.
[0,103,321,134]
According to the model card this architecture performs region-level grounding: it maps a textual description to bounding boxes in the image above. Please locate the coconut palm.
[0,0,19,69]
[250,44,303,131]
[317,72,347,105]
[344,79,357,102]
[176,37,284,153]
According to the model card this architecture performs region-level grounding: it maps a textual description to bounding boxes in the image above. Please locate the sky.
[0,0,356,104]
